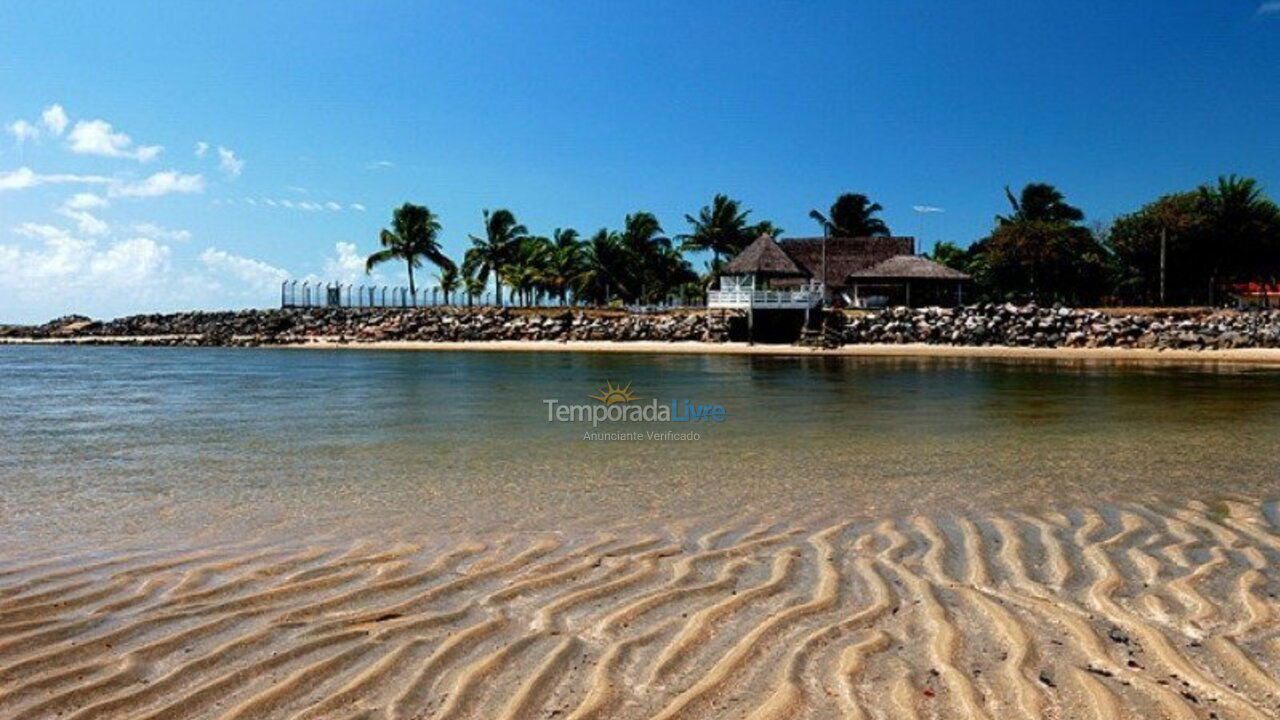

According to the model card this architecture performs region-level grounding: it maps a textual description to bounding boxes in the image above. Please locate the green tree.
[435,263,460,305]
[577,229,628,305]
[464,208,527,307]
[505,235,552,306]
[1106,192,1206,304]
[541,228,583,305]
[1197,175,1280,302]
[365,203,452,297]
[970,183,1109,304]
[998,183,1085,226]
[827,193,891,236]
[678,194,754,264]
[930,241,970,272]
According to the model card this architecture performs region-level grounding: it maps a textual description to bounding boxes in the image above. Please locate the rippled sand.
[3,499,1279,719]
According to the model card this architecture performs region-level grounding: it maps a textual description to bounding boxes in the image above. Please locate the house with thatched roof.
[709,233,969,310]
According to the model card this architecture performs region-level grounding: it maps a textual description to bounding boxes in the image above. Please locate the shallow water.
[3,345,1279,553]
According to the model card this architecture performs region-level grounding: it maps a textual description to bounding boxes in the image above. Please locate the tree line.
[933,176,1280,306]
[364,192,890,306]
[365,176,1280,308]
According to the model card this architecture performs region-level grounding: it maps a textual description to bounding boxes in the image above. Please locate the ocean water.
[3,345,1279,553]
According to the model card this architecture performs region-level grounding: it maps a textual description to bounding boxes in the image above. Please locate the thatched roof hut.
[721,235,809,278]
[847,254,971,281]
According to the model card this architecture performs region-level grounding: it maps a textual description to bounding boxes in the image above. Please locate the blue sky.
[2,1,1278,322]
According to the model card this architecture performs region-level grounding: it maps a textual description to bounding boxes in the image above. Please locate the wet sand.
[304,339,1280,366]
[2,499,1279,719]
[11,336,1280,366]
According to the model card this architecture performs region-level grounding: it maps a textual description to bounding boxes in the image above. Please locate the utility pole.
[1159,227,1167,306]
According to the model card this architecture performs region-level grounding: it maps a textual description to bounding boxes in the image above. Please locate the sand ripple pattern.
[2,500,1279,719]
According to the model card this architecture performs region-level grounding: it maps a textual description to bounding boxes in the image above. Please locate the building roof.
[775,236,915,288]
[847,254,972,281]
[722,235,809,277]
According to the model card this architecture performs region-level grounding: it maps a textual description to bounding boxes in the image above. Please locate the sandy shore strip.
[302,338,1280,365]
[1,499,1278,719]
[11,335,1280,365]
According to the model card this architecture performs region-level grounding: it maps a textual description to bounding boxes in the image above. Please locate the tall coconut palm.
[577,229,627,306]
[505,235,552,306]
[365,203,451,296]
[464,208,527,307]
[435,263,460,305]
[998,183,1085,226]
[618,212,671,303]
[462,269,487,307]
[678,194,753,264]
[821,193,891,237]
[541,228,583,304]
[1197,175,1280,298]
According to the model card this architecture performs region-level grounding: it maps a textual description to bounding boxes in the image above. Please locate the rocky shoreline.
[4,304,1280,351]
[838,304,1280,350]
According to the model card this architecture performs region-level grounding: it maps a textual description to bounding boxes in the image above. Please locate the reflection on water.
[3,346,1279,552]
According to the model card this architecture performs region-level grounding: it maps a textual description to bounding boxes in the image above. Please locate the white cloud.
[200,247,288,291]
[323,242,367,284]
[1259,1,1280,13]
[286,185,308,194]
[7,120,40,146]
[0,166,111,191]
[194,141,209,158]
[88,237,170,284]
[350,203,366,212]
[64,192,109,210]
[58,208,110,236]
[368,160,394,169]
[67,119,162,162]
[2,223,169,287]
[912,205,945,213]
[109,170,204,198]
[41,104,68,136]
[132,222,191,242]
[324,201,341,211]
[217,146,244,177]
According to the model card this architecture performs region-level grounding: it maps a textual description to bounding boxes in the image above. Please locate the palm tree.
[678,194,753,264]
[462,267,487,307]
[464,208,527,307]
[749,220,784,240]
[505,235,552,306]
[825,193,891,236]
[365,203,451,297]
[1197,175,1280,301]
[998,183,1085,226]
[541,228,583,304]
[619,212,671,303]
[435,263,460,305]
[577,229,627,305]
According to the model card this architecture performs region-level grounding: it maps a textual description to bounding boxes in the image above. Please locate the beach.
[3,501,1280,719]
[2,345,1279,719]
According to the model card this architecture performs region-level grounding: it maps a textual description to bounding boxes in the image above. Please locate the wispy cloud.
[41,105,68,136]
[7,120,40,147]
[912,205,945,213]
[216,146,244,177]
[67,119,162,162]
[200,247,288,291]
[194,141,209,158]
[1259,1,1280,13]
[0,167,111,191]
[109,171,205,198]
[367,160,394,169]
[239,196,364,212]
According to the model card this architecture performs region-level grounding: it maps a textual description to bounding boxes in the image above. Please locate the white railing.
[707,289,821,309]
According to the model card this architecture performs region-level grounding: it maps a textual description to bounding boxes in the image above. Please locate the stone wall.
[1,308,734,346]
[840,304,1280,350]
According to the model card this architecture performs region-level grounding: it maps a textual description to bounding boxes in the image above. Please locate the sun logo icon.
[590,381,638,405]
